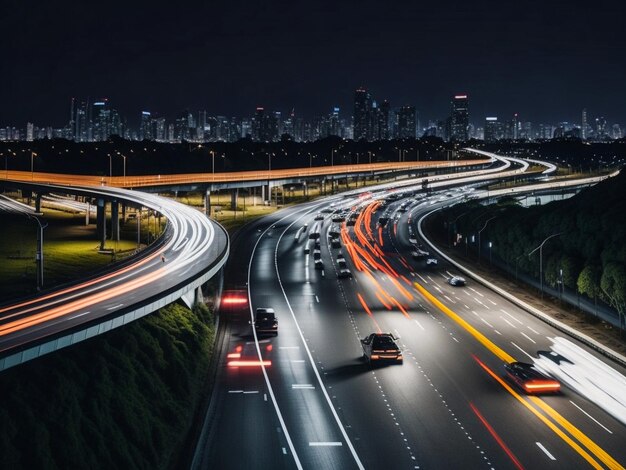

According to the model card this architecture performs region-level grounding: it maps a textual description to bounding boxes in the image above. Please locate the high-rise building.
[353,87,372,141]
[93,100,111,141]
[484,117,499,142]
[450,95,469,141]
[140,111,152,140]
[26,122,34,141]
[397,106,416,139]
[581,108,588,140]
[378,100,391,140]
[75,100,90,142]
[612,124,622,140]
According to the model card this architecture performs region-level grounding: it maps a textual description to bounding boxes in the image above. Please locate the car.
[346,218,356,226]
[328,225,341,237]
[330,238,342,249]
[378,217,389,227]
[254,308,278,335]
[448,276,466,286]
[314,213,324,221]
[503,362,560,394]
[337,258,347,269]
[314,259,324,270]
[332,214,345,223]
[426,258,438,266]
[411,250,428,259]
[313,248,322,260]
[361,333,403,364]
[304,241,311,254]
[408,237,418,245]
[338,268,352,278]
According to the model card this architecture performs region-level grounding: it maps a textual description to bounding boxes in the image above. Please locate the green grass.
[0,208,156,301]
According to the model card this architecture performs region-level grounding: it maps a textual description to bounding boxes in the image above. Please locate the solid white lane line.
[536,442,556,461]
[501,309,523,325]
[510,342,534,360]
[275,210,365,470]
[414,319,425,330]
[520,332,536,344]
[309,442,343,447]
[569,401,613,434]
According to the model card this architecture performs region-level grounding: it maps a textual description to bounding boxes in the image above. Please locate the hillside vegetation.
[0,302,214,469]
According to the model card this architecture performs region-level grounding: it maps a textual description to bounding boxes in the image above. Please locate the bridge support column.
[121,203,126,222]
[204,189,211,217]
[96,199,106,250]
[111,201,120,242]
[230,189,238,211]
[35,193,42,214]
[85,201,90,225]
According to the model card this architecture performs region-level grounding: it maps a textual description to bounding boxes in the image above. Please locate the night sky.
[2,0,625,127]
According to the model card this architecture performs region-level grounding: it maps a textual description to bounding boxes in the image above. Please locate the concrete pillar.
[121,203,126,222]
[204,188,211,217]
[96,198,106,250]
[35,193,42,214]
[111,201,120,241]
[85,202,90,225]
[137,208,141,247]
[261,184,266,202]
[230,189,238,211]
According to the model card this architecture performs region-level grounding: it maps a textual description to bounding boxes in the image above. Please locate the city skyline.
[1,90,623,143]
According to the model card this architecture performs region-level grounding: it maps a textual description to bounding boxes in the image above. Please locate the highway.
[0,184,228,366]
[196,154,626,469]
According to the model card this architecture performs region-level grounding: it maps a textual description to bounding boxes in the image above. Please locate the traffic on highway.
[196,151,626,469]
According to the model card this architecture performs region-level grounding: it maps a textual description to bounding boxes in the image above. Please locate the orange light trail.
[469,402,525,470]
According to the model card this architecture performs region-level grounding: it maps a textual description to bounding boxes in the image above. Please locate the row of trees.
[441,169,626,322]
[0,302,215,469]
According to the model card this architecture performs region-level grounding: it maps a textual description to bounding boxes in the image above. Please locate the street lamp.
[209,150,215,181]
[477,216,496,263]
[30,151,38,181]
[28,215,47,291]
[527,232,562,299]
[489,241,493,264]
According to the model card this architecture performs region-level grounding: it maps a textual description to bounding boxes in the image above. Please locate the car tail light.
[524,381,560,393]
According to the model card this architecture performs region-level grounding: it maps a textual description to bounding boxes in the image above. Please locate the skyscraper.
[450,95,469,141]
[397,106,416,139]
[581,108,588,140]
[484,117,499,142]
[353,87,372,141]
[140,111,152,140]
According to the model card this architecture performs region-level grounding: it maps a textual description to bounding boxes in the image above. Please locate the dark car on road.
[504,362,560,394]
[361,333,403,365]
[254,308,278,335]
[448,276,466,286]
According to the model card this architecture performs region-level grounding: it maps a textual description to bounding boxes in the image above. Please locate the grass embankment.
[0,302,215,469]
[0,209,142,301]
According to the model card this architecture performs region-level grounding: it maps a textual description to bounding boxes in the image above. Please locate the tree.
[600,262,626,329]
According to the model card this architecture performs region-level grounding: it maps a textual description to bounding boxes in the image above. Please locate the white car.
[426,258,438,266]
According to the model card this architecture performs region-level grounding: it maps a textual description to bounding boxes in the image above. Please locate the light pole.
[108,153,112,180]
[489,241,493,264]
[209,150,215,181]
[28,215,47,291]
[331,148,338,194]
[477,216,496,264]
[30,151,38,181]
[527,232,562,299]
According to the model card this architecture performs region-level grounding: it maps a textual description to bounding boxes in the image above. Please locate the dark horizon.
[2,0,625,127]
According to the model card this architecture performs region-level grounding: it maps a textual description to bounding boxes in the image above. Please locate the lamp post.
[108,153,112,180]
[477,216,497,264]
[209,150,215,181]
[28,215,47,291]
[489,241,493,265]
[31,151,38,181]
[331,148,338,194]
[527,232,562,299]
